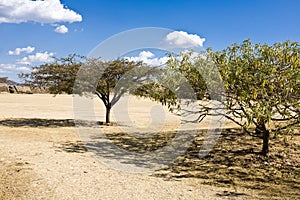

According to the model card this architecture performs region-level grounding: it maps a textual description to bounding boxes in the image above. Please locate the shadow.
[152,128,300,199]
[58,141,87,153]
[0,118,102,128]
[97,121,118,126]
[100,131,177,153]
[0,118,75,127]
[81,130,195,171]
[216,191,248,197]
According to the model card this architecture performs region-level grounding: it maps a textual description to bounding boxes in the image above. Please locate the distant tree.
[19,54,150,124]
[0,77,8,83]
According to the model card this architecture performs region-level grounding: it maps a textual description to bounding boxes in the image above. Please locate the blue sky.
[0,0,300,81]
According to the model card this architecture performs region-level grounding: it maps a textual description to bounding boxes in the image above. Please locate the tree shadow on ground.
[216,190,249,197]
[54,127,299,198]
[0,118,75,127]
[81,131,194,170]
[0,118,102,128]
[56,141,88,153]
[152,129,300,199]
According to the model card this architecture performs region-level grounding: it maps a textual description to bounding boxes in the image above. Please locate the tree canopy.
[208,40,299,155]
[139,40,300,156]
[19,54,150,124]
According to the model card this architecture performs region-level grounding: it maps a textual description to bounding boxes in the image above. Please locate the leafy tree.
[138,41,300,156]
[19,54,149,124]
[207,40,300,155]
[19,54,84,94]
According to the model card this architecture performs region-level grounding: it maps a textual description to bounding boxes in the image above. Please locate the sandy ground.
[0,94,256,199]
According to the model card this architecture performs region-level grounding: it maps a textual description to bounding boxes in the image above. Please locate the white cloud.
[125,51,169,66]
[0,63,17,70]
[54,25,68,34]
[125,50,207,67]
[74,28,84,32]
[17,52,54,65]
[0,0,82,24]
[8,46,35,55]
[17,66,31,71]
[177,50,207,65]
[165,31,205,48]
[0,63,30,72]
[180,50,205,59]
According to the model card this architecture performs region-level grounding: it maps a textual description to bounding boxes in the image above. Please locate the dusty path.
[0,94,256,199]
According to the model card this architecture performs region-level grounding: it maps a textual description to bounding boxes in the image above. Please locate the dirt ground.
[0,94,298,199]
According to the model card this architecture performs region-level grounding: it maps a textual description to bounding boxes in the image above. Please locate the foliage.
[19,54,150,124]
[19,54,84,94]
[207,39,300,155]
[134,51,215,112]
[138,40,300,156]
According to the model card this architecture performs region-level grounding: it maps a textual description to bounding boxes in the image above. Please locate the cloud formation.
[0,63,30,72]
[125,51,169,66]
[17,52,54,65]
[54,25,68,34]
[165,31,205,48]
[8,46,35,55]
[0,0,82,24]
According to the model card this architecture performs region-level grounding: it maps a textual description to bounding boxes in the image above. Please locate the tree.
[19,54,148,124]
[0,77,8,83]
[207,40,300,155]
[19,54,84,94]
[138,41,300,156]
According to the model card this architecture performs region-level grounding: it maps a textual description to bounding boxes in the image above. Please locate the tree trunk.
[256,120,269,156]
[105,103,111,124]
[262,128,270,156]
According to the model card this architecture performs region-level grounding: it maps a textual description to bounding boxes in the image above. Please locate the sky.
[0,0,300,81]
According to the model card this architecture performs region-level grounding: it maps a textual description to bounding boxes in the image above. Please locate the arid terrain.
[0,94,299,199]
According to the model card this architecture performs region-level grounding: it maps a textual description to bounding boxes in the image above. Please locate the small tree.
[19,54,148,124]
[74,58,151,124]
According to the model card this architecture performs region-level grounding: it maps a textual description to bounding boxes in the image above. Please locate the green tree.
[19,54,84,94]
[207,40,300,155]
[19,54,148,124]
[138,41,300,156]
